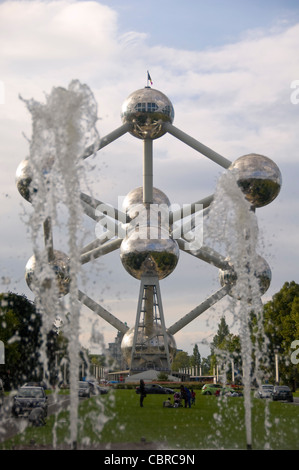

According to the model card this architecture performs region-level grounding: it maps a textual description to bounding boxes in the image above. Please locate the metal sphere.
[218,262,237,289]
[122,186,171,221]
[120,185,178,279]
[121,87,174,139]
[121,325,176,367]
[25,250,71,297]
[229,154,282,208]
[15,159,34,202]
[120,230,179,280]
[219,255,271,298]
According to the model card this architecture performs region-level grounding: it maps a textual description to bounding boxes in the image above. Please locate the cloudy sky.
[0,0,299,358]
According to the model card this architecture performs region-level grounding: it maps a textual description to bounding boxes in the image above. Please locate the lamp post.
[274,348,279,385]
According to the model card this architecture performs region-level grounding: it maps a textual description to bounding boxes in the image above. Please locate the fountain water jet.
[206,169,274,449]
[18,80,99,446]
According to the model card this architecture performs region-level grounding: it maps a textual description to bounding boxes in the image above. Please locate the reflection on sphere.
[120,230,179,280]
[25,250,70,297]
[121,87,174,139]
[15,159,34,202]
[219,254,271,298]
[229,153,282,208]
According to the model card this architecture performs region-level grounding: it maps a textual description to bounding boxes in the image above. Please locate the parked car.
[12,386,48,417]
[272,385,293,402]
[136,383,174,394]
[255,384,274,399]
[23,381,47,390]
[201,384,231,395]
[78,381,91,398]
[87,381,109,395]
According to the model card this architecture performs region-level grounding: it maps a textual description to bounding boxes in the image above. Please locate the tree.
[171,350,190,371]
[263,281,299,389]
[0,292,42,389]
[211,316,230,354]
[190,344,201,372]
[211,316,241,381]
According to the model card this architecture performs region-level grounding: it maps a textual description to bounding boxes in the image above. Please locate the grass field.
[1,389,299,450]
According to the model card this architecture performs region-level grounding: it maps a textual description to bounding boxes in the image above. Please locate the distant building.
[106,330,128,370]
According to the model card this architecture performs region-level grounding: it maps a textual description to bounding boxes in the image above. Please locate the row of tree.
[172,281,299,389]
[0,281,298,390]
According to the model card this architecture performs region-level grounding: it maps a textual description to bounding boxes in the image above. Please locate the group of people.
[163,385,196,409]
[139,380,196,409]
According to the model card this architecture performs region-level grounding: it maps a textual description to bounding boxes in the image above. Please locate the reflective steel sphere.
[229,154,282,208]
[16,157,55,202]
[122,186,171,221]
[120,186,179,279]
[219,254,271,298]
[15,159,34,202]
[120,229,179,280]
[121,325,176,367]
[25,250,71,297]
[121,87,174,139]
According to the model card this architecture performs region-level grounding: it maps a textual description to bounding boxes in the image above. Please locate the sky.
[0,0,299,359]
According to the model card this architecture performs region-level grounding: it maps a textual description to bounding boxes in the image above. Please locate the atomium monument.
[16,83,282,377]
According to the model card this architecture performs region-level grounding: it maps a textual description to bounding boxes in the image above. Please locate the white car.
[256,384,274,399]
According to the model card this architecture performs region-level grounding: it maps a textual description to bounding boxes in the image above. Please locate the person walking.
[139,379,146,407]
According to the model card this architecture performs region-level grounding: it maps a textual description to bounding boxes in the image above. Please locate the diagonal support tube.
[167,285,229,335]
[169,194,214,225]
[82,123,130,159]
[80,192,127,224]
[164,122,232,169]
[80,198,124,238]
[78,290,129,334]
[80,238,122,265]
[177,239,229,270]
[81,231,115,255]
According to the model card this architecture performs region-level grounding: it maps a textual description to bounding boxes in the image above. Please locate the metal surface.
[164,122,232,169]
[15,159,34,202]
[120,184,179,280]
[229,153,282,208]
[82,123,129,158]
[143,139,153,203]
[121,325,176,368]
[120,229,179,280]
[125,275,173,371]
[167,286,230,335]
[122,186,171,220]
[78,290,129,335]
[25,250,71,297]
[121,87,174,139]
[219,254,272,298]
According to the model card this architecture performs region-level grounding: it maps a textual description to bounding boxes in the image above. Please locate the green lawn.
[1,389,299,450]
